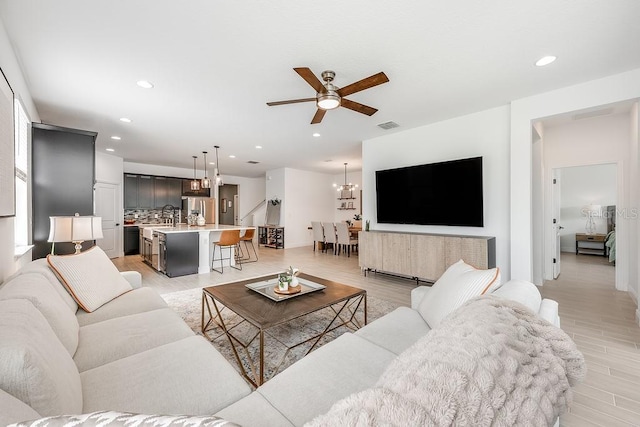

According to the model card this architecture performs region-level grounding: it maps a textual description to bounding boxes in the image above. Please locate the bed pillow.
[47,246,132,313]
[417,259,500,328]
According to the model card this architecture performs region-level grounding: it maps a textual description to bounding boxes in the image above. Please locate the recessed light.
[136,80,154,89]
[535,56,557,67]
[255,145,262,149]
[313,133,321,137]
[119,117,132,123]
[209,162,215,165]
[106,148,115,152]
[111,136,121,140]
[229,155,236,158]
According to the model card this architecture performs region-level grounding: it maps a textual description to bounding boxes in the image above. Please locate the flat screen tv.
[375,156,483,227]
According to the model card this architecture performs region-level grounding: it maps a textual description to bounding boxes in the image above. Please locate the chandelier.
[334,163,358,193]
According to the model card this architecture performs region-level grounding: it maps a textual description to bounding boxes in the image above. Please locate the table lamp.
[48,213,104,254]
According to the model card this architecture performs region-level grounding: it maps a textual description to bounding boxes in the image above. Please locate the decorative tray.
[246,277,326,302]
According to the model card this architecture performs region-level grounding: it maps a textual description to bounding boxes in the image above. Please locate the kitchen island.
[146,224,256,275]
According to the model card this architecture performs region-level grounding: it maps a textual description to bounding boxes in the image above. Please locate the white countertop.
[151,224,255,234]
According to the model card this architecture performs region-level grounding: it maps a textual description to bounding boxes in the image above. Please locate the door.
[552,170,562,279]
[95,182,121,258]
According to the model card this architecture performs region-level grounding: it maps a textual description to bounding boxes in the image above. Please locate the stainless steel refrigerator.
[182,197,215,223]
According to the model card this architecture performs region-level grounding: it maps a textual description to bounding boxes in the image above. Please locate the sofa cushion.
[74,308,194,372]
[81,336,251,415]
[355,306,431,355]
[417,259,500,328]
[47,246,132,312]
[257,333,396,426]
[0,299,82,416]
[492,279,542,314]
[6,258,78,312]
[0,273,80,356]
[10,411,239,427]
[76,287,169,326]
[0,388,41,426]
[216,392,295,427]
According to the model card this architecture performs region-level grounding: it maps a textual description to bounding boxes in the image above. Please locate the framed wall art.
[0,68,15,217]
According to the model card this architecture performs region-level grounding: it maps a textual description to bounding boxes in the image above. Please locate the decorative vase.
[196,215,205,226]
[365,220,370,231]
[291,277,299,288]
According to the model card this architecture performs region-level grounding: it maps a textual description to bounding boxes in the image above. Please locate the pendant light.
[201,151,211,189]
[214,145,223,186]
[333,163,358,194]
[190,156,201,191]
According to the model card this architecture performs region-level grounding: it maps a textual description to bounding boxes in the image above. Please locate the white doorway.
[95,182,122,258]
[550,163,617,283]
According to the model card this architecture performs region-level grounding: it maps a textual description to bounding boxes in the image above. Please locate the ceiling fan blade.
[311,109,326,124]
[340,98,378,116]
[337,72,389,97]
[294,67,324,93]
[266,98,316,106]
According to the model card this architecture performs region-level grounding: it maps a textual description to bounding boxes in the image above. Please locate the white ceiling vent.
[573,108,614,121]
[377,121,399,130]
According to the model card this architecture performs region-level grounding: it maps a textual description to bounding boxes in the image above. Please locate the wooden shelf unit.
[358,230,496,283]
[258,226,284,249]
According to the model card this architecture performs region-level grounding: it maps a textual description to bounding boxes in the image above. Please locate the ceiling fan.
[266,67,389,124]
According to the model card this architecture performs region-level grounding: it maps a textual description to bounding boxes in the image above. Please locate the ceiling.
[1,0,640,178]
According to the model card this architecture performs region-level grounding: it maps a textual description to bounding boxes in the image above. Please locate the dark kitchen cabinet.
[32,123,97,259]
[137,175,154,209]
[167,178,183,207]
[124,226,140,255]
[153,177,182,208]
[124,174,139,209]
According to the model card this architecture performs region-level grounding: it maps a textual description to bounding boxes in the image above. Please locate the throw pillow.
[47,246,133,313]
[417,259,500,328]
[0,299,82,416]
[492,279,542,314]
[9,411,239,427]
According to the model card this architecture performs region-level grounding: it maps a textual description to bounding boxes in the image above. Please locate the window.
[14,99,29,251]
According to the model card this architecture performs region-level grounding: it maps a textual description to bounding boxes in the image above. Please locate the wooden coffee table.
[201,272,367,387]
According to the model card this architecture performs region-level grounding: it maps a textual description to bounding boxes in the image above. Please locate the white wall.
[511,67,640,287]
[125,161,265,228]
[558,164,617,252]
[630,102,640,311]
[363,105,511,279]
[0,19,40,281]
[333,170,362,224]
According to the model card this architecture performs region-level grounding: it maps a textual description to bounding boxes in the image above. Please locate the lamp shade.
[48,215,103,243]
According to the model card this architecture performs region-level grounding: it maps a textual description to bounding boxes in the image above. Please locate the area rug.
[162,287,401,384]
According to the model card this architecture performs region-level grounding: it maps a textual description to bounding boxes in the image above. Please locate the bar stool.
[238,228,258,263]
[211,229,242,273]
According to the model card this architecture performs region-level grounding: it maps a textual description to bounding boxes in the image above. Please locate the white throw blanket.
[306,296,586,427]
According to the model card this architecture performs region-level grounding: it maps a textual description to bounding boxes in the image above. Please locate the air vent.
[247,160,260,164]
[377,121,399,130]
[573,108,614,121]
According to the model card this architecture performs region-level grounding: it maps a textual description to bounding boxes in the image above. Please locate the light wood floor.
[540,253,640,427]
[112,246,640,425]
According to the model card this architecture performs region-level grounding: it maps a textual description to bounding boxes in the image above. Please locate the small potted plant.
[287,266,300,287]
[353,214,362,228]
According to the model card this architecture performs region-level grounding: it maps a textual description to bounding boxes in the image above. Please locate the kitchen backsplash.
[124,209,182,224]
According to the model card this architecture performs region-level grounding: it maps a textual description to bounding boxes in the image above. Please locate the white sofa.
[0,254,578,426]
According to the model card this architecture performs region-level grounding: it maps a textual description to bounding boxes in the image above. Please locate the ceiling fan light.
[317,90,340,110]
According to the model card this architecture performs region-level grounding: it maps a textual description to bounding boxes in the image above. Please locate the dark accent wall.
[32,123,97,259]
[219,184,237,225]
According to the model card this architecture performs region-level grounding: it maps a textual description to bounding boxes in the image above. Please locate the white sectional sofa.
[0,251,582,426]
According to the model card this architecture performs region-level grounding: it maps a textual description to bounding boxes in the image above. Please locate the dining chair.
[311,221,325,252]
[322,222,338,254]
[336,222,358,257]
[211,229,242,273]
[238,228,258,263]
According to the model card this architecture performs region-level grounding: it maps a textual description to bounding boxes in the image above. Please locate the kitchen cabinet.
[124,174,183,209]
[160,232,199,277]
[154,176,182,208]
[124,226,140,255]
